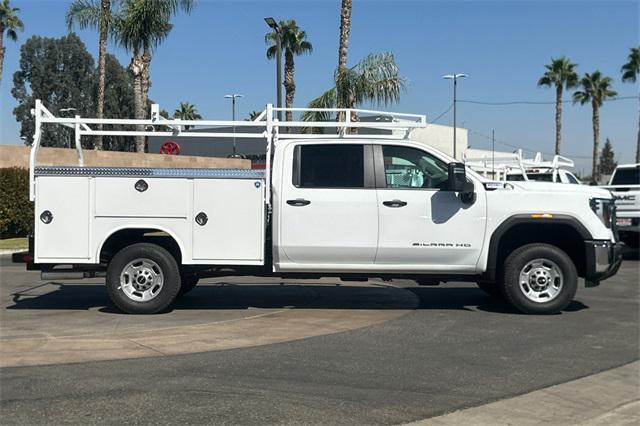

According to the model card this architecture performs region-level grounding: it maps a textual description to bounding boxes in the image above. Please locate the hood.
[507,181,613,198]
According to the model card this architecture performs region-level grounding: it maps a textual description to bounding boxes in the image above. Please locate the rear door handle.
[383,199,407,208]
[287,198,311,206]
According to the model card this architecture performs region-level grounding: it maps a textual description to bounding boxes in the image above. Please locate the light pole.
[442,73,467,159]
[224,94,243,156]
[59,108,77,148]
[264,17,283,122]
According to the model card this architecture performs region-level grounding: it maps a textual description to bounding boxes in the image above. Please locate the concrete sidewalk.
[417,361,640,425]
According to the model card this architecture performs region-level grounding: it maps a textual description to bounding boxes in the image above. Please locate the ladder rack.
[463,149,575,181]
[28,100,427,202]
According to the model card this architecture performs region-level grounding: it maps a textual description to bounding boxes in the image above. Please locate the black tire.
[502,243,577,315]
[178,269,199,296]
[106,243,181,314]
[476,281,504,299]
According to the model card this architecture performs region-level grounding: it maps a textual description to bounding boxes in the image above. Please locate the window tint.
[611,168,640,185]
[526,173,554,182]
[566,173,580,184]
[296,144,364,188]
[506,174,526,181]
[381,146,449,189]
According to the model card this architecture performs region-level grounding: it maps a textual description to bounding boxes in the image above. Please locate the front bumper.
[584,240,623,287]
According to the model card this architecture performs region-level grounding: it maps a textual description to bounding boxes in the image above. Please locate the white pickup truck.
[15,101,622,315]
[602,163,640,249]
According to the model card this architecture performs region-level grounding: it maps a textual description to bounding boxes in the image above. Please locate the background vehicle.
[15,101,622,315]
[602,164,640,249]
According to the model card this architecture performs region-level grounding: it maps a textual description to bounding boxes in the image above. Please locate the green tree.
[101,53,136,151]
[537,56,579,155]
[247,110,262,121]
[113,0,194,152]
[573,71,617,181]
[67,0,115,151]
[302,52,406,133]
[266,20,312,122]
[599,138,617,176]
[12,34,96,148]
[0,0,23,87]
[173,101,201,129]
[621,46,639,163]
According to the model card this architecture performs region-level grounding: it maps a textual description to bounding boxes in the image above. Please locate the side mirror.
[447,162,475,204]
[447,162,467,192]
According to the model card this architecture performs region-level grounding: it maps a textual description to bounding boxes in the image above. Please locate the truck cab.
[602,163,640,249]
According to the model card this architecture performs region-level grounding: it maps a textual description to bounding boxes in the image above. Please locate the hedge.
[0,168,33,238]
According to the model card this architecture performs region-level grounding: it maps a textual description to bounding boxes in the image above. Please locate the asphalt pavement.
[0,256,638,424]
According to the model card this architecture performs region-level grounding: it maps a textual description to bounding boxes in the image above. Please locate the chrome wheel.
[119,258,164,302]
[518,258,563,303]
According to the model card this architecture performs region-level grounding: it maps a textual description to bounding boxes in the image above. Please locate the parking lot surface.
[0,257,638,424]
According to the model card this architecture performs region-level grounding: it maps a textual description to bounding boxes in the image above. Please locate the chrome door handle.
[286,198,311,206]
[383,200,407,208]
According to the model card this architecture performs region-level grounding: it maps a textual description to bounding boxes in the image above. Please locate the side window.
[381,145,449,189]
[566,173,580,184]
[294,144,364,188]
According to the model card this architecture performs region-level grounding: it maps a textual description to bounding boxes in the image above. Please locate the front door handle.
[287,198,311,206]
[383,199,407,208]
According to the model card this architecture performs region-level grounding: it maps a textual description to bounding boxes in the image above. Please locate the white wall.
[409,123,468,159]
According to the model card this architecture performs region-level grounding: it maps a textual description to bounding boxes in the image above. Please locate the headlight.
[590,198,615,228]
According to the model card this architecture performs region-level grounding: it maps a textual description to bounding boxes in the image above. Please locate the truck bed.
[33,166,266,265]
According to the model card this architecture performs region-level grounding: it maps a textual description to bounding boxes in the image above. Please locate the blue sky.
[1,0,638,173]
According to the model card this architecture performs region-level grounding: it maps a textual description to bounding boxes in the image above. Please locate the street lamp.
[224,94,243,156]
[264,17,283,122]
[59,108,77,148]
[442,73,467,159]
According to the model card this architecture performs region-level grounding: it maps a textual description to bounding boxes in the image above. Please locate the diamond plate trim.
[34,166,265,180]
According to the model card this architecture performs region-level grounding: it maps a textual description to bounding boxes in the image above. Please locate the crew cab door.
[374,144,487,271]
[278,143,378,266]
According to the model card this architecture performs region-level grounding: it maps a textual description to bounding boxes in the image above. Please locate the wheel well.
[99,229,182,264]
[490,223,587,279]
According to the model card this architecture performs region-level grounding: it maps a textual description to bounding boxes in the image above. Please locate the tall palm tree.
[621,47,640,163]
[67,0,114,151]
[537,56,579,155]
[266,20,312,122]
[113,0,193,152]
[173,101,201,129]
[0,0,23,87]
[573,71,617,181]
[302,52,406,132]
[336,0,352,122]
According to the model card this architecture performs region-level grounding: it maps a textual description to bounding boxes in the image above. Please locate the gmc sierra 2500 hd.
[14,101,623,315]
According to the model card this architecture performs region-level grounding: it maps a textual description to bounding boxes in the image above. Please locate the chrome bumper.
[584,240,623,287]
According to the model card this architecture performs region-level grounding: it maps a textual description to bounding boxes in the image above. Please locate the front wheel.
[106,243,181,314]
[502,243,577,315]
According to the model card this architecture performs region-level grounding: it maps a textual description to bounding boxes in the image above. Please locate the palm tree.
[266,20,312,122]
[67,0,114,151]
[336,0,352,122]
[173,101,201,129]
[247,110,262,121]
[302,52,406,133]
[0,0,23,87]
[537,56,579,155]
[573,71,617,181]
[113,0,193,152]
[621,47,640,163]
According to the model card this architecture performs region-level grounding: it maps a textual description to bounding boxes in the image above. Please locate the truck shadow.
[6,282,588,315]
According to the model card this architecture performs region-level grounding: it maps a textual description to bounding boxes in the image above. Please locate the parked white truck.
[602,163,640,249]
[14,101,622,315]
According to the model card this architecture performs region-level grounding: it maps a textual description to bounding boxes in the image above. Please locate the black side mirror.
[447,162,467,192]
[447,162,475,204]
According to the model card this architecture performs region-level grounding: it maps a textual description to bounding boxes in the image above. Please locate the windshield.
[611,168,640,185]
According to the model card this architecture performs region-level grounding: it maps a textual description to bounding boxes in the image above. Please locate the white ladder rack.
[28,100,427,202]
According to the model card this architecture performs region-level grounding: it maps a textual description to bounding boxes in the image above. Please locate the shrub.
[0,168,33,238]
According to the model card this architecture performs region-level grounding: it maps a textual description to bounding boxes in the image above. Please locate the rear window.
[295,144,364,188]
[611,168,640,185]
[526,173,554,182]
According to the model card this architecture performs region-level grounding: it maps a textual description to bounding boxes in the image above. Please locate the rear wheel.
[502,243,577,315]
[106,243,181,314]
